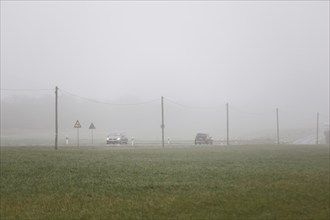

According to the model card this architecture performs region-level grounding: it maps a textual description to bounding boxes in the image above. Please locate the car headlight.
[106,137,109,141]
[117,138,120,140]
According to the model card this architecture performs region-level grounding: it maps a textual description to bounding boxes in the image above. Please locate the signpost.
[74,120,81,147]
[89,123,96,144]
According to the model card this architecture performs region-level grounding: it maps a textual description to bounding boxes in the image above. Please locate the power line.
[1,88,53,91]
[59,88,159,106]
[164,97,225,109]
[230,105,272,116]
[3,0,327,2]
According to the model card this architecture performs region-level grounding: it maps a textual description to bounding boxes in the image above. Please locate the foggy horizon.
[1,1,329,145]
[1,89,328,145]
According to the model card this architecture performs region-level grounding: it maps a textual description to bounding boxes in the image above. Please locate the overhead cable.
[1,88,53,91]
[164,97,225,109]
[230,104,271,116]
[60,88,159,106]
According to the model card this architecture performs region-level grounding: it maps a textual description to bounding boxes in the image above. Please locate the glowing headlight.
[117,138,120,140]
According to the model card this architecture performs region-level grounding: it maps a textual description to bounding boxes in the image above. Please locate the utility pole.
[55,86,58,150]
[316,112,319,145]
[226,103,229,146]
[276,108,280,145]
[161,96,165,147]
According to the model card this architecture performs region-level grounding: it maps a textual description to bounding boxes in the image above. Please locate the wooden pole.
[55,86,58,150]
[161,96,165,147]
[276,108,280,145]
[226,103,229,146]
[316,112,319,144]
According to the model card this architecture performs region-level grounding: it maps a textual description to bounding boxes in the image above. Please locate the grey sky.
[1,1,329,142]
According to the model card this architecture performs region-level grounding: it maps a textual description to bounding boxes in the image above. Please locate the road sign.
[74,120,81,128]
[89,123,96,129]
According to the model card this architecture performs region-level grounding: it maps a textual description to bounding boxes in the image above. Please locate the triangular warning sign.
[89,123,96,129]
[74,120,81,128]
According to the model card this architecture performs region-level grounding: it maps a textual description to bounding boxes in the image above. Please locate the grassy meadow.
[0,144,329,219]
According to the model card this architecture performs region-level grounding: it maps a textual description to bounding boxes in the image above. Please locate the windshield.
[108,133,125,137]
[196,133,207,138]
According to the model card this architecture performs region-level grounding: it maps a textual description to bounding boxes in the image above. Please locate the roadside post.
[89,123,96,144]
[74,120,81,147]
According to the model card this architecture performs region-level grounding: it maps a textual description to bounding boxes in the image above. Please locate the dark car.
[106,133,128,144]
[195,133,213,145]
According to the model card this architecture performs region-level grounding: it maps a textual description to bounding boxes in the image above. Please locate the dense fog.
[1,92,328,145]
[1,2,329,145]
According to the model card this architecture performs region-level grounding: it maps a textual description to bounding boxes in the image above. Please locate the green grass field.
[1,145,329,220]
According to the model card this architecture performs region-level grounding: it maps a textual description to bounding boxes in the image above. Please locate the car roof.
[108,133,126,136]
[196,133,208,135]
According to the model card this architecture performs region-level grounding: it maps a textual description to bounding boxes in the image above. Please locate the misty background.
[1,1,329,145]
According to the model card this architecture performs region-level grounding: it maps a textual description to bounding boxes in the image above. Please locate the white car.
[106,133,128,144]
